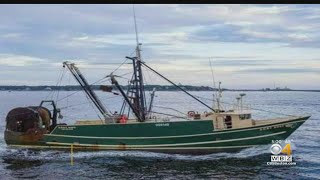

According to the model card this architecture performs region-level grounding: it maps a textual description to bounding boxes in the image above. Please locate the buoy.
[187,111,195,118]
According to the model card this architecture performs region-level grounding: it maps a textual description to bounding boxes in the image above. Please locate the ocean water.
[0,91,319,179]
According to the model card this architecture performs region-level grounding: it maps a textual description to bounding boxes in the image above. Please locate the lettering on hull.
[58,126,76,131]
[259,123,296,131]
[155,123,170,127]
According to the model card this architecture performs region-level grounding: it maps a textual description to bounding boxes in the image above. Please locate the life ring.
[119,115,128,124]
[187,111,195,118]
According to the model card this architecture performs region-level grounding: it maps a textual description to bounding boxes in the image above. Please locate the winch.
[4,100,60,145]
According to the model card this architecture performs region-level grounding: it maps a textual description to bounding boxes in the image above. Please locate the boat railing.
[232,103,252,112]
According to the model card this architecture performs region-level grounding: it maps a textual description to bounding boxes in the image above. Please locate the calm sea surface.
[0,91,319,179]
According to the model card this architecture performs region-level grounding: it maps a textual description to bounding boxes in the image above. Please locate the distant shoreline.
[0,85,319,92]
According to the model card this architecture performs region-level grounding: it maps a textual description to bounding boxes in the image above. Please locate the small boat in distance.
[4,8,310,154]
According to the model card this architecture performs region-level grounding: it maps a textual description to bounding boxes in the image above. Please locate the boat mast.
[130,5,147,121]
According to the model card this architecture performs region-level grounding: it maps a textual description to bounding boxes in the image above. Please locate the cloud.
[0,54,48,66]
[236,67,320,74]
[181,5,320,47]
[67,31,187,49]
[0,5,319,89]
[0,33,23,39]
[206,60,271,67]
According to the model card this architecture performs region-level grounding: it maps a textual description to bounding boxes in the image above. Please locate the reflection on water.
[0,146,270,179]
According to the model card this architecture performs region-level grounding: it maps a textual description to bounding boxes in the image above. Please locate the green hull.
[7,116,309,154]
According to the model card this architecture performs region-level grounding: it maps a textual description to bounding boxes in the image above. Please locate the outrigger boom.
[63,62,113,123]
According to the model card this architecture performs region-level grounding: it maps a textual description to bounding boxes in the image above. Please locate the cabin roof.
[218,110,251,115]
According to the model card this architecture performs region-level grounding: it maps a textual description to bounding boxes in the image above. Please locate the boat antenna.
[133,4,140,48]
[209,58,216,89]
[209,58,217,110]
[217,81,222,111]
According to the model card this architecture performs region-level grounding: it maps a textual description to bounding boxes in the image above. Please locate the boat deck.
[74,116,303,127]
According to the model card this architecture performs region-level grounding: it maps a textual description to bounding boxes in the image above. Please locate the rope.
[150,111,189,120]
[153,105,186,116]
[141,62,215,111]
[109,49,135,75]
[143,66,159,115]
[55,68,67,106]
[80,89,103,120]
[51,68,66,101]
[117,71,134,78]
[59,96,120,110]
[56,59,132,103]
[56,77,106,102]
[45,67,64,100]
[66,72,71,110]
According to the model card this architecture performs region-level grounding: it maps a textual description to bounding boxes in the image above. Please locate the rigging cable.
[141,62,215,112]
[55,68,67,106]
[152,105,186,116]
[110,50,135,75]
[59,96,120,110]
[209,58,218,109]
[194,95,297,117]
[56,76,107,102]
[66,71,71,110]
[120,74,134,116]
[80,87,103,120]
[57,56,133,103]
[45,67,64,101]
[150,111,189,120]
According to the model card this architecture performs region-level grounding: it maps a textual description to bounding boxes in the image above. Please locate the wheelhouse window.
[239,114,251,120]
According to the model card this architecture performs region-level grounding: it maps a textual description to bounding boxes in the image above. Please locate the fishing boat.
[4,9,310,154]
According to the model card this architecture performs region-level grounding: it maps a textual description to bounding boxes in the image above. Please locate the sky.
[0,4,320,89]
